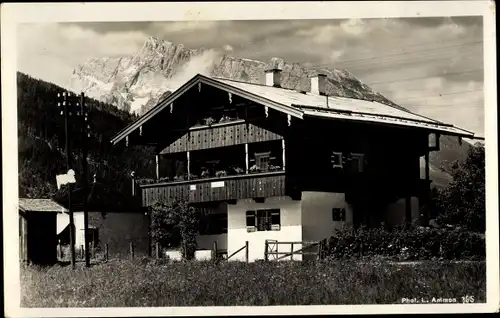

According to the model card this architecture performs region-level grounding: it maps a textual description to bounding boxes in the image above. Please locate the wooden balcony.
[139,171,287,206]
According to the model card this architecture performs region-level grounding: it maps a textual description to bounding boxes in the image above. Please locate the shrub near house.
[325,225,485,261]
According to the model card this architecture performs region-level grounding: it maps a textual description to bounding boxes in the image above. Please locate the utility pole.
[79,92,91,268]
[59,91,76,269]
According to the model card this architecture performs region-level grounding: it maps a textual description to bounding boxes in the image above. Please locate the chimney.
[265,68,282,87]
[310,73,327,95]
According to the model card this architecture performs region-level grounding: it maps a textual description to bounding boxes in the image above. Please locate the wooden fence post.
[155,242,160,259]
[291,243,294,261]
[104,244,109,262]
[245,241,249,263]
[129,242,134,260]
[264,240,269,262]
[213,241,218,261]
[81,245,84,260]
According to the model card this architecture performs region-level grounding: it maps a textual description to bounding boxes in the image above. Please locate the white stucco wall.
[227,197,302,262]
[57,212,85,249]
[301,192,353,242]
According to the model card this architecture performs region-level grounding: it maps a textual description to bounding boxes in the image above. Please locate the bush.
[430,143,485,232]
[149,200,198,260]
[325,225,485,261]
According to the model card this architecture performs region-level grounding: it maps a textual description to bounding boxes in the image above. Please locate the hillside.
[17,72,156,200]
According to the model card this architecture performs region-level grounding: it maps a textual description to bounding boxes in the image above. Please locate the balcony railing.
[139,170,287,206]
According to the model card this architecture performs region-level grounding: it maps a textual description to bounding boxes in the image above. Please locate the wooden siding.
[19,213,28,262]
[161,121,283,154]
[19,211,58,265]
[141,172,286,206]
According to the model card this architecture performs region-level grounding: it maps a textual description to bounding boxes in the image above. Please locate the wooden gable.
[160,121,283,154]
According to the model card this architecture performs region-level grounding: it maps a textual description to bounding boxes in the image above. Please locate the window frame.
[331,151,343,168]
[254,151,272,172]
[246,209,281,232]
[332,208,346,222]
[350,153,364,173]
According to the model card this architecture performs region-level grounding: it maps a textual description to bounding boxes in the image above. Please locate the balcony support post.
[187,151,191,180]
[155,154,160,180]
[282,139,286,171]
[245,143,249,174]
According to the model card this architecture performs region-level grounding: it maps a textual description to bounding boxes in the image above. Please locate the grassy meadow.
[21,258,485,307]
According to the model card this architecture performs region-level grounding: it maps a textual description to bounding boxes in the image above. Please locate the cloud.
[17,23,147,87]
[167,49,223,91]
[223,44,233,52]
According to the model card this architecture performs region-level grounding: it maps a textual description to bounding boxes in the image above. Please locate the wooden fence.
[213,241,249,262]
[264,239,326,261]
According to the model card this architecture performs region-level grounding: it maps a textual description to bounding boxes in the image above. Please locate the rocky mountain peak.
[69,38,399,114]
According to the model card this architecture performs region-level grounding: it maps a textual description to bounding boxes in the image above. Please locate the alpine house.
[110,69,475,262]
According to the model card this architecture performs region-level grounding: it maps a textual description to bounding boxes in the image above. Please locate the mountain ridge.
[69,36,400,115]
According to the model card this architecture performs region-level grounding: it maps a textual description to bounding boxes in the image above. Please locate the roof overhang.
[298,106,475,138]
[110,73,475,145]
[110,74,304,145]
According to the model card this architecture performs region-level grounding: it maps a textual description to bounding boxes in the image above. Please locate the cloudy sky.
[17,17,484,136]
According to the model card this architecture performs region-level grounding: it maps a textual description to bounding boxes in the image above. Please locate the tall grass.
[21,259,485,307]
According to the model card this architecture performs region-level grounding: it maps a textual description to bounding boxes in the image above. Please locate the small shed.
[54,181,149,259]
[19,198,67,265]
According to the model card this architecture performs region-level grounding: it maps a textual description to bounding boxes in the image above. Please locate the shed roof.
[19,198,67,213]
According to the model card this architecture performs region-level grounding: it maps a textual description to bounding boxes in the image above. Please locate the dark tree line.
[17,72,156,201]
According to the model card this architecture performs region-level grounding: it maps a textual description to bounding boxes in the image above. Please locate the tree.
[431,142,485,232]
[149,199,199,260]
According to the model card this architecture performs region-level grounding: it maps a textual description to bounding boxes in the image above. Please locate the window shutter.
[271,209,281,230]
[246,211,256,232]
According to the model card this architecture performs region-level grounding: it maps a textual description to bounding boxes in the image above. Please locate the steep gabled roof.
[111,73,475,145]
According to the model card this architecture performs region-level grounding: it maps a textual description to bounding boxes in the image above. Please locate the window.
[332,208,346,222]
[331,151,343,168]
[199,213,227,235]
[254,152,271,172]
[350,153,364,173]
[246,209,280,232]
